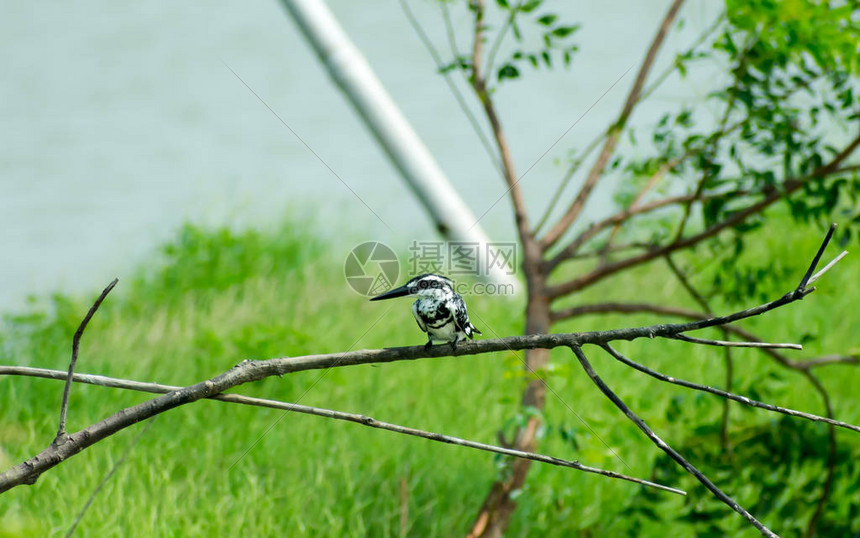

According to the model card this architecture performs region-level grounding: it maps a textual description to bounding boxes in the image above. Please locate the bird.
[370,273,481,350]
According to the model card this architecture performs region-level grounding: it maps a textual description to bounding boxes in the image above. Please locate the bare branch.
[468,0,534,245]
[546,137,860,297]
[637,11,727,103]
[535,8,727,238]
[664,254,711,311]
[546,189,750,271]
[808,250,849,285]
[671,57,746,244]
[0,366,683,496]
[533,131,605,235]
[550,302,859,370]
[400,0,503,176]
[598,154,691,261]
[539,0,686,250]
[671,334,802,350]
[484,0,520,76]
[56,278,118,440]
[599,344,860,434]
[570,346,777,537]
[799,223,837,289]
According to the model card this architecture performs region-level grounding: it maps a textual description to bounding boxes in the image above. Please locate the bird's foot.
[424,340,433,351]
[450,339,458,351]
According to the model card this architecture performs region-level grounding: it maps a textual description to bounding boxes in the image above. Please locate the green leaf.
[536,14,557,26]
[551,25,578,38]
[497,63,520,81]
[520,0,543,13]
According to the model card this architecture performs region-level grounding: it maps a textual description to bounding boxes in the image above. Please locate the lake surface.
[0,0,720,312]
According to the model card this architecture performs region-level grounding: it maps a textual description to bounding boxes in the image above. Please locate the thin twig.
[533,131,604,234]
[535,9,725,238]
[550,301,859,370]
[546,136,860,297]
[637,11,727,103]
[599,344,860,435]
[671,334,802,350]
[545,189,752,271]
[539,0,686,250]
[570,346,777,537]
[720,344,733,452]
[56,278,118,440]
[598,153,692,263]
[484,0,521,77]
[399,0,503,175]
[671,47,746,244]
[2,365,684,496]
[807,249,847,286]
[466,0,533,246]
[799,223,836,289]
[664,255,711,310]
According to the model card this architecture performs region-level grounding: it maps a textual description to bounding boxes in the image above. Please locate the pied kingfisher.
[370,274,481,350]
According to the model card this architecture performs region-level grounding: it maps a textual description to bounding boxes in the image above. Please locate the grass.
[1,218,858,536]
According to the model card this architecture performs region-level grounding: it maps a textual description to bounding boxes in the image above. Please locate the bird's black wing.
[451,295,479,338]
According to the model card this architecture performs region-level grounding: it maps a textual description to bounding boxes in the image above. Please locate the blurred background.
[0,0,720,312]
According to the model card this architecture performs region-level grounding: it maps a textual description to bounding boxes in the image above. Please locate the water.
[0,0,720,312]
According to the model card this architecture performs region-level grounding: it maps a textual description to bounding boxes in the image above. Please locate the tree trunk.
[470,243,551,537]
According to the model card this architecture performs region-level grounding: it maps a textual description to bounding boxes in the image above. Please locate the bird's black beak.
[369,285,411,301]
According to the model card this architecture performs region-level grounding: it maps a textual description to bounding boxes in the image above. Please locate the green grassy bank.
[1,219,858,536]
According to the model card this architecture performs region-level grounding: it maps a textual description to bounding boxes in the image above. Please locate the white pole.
[280,0,518,290]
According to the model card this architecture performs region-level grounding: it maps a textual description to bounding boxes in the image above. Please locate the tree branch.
[546,138,860,298]
[546,189,751,272]
[0,227,846,493]
[539,0,686,250]
[599,344,860,435]
[1,366,682,496]
[535,7,725,238]
[547,129,854,268]
[670,333,801,350]
[570,346,777,537]
[56,278,118,440]
[468,0,534,245]
[400,0,503,176]
[533,130,604,235]
[550,302,859,370]
[597,153,692,263]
